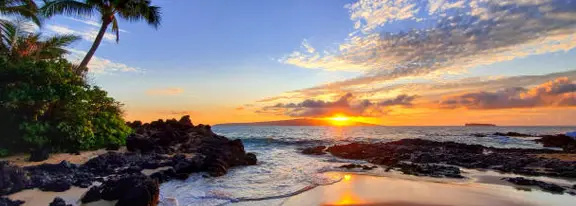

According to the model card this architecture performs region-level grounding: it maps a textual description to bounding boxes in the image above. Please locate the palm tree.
[0,0,41,25]
[41,0,161,70]
[0,20,80,60]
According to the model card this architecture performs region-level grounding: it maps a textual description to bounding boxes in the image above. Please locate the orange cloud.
[259,93,417,118]
[439,77,575,109]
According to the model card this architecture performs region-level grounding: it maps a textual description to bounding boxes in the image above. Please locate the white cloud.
[65,17,129,33]
[66,49,141,74]
[280,0,576,94]
[46,24,117,42]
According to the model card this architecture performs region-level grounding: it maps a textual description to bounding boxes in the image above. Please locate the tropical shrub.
[0,57,131,154]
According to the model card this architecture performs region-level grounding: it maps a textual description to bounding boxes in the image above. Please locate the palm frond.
[41,0,95,18]
[43,34,80,48]
[116,0,161,29]
[0,0,42,26]
[110,17,119,43]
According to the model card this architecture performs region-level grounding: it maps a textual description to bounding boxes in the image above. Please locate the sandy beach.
[5,167,576,206]
[283,172,575,206]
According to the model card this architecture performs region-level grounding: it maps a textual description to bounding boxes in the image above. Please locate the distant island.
[465,123,497,127]
[215,118,381,126]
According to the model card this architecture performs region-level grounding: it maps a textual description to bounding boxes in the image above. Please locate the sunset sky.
[43,0,575,126]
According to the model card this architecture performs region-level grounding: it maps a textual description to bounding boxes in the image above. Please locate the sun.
[328,114,351,126]
[331,115,350,122]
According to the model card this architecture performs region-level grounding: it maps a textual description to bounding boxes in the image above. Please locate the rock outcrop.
[535,134,576,153]
[48,197,72,206]
[0,115,257,206]
[81,173,159,206]
[302,146,326,155]
[503,177,566,194]
[308,139,576,178]
[126,115,257,177]
[0,197,24,206]
[0,162,28,196]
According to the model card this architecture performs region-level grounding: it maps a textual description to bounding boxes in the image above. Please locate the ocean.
[158,126,575,205]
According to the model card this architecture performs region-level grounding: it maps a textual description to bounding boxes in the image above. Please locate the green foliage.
[0,57,131,154]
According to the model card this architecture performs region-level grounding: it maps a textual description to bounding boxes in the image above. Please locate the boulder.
[535,134,576,153]
[28,147,50,162]
[244,153,257,165]
[302,146,326,155]
[493,132,532,137]
[81,186,102,204]
[48,197,72,206]
[39,179,71,192]
[504,177,565,194]
[150,169,176,183]
[116,178,159,206]
[126,134,154,153]
[0,197,24,206]
[0,162,28,196]
[91,174,159,206]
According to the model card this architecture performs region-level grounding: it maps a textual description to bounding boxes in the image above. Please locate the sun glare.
[331,115,350,122]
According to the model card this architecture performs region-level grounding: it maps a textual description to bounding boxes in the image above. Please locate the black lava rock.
[81,186,102,204]
[0,162,28,196]
[504,177,566,194]
[28,147,50,162]
[49,197,72,206]
[0,197,24,206]
[302,146,327,155]
[39,180,71,192]
[326,138,574,179]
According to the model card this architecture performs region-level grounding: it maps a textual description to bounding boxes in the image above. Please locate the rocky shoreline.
[0,116,257,206]
[302,134,576,194]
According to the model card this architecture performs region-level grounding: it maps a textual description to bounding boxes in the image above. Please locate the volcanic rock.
[504,177,566,194]
[302,146,327,155]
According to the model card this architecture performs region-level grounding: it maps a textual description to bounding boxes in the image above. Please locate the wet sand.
[6,171,576,206]
[282,172,575,206]
[7,187,114,206]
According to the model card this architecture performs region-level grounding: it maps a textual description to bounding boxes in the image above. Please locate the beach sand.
[6,171,575,206]
[282,172,575,206]
[0,149,120,167]
[4,149,575,206]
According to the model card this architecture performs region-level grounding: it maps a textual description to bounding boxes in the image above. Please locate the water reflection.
[283,172,575,206]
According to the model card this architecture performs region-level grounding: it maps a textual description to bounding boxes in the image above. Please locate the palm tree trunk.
[79,20,111,70]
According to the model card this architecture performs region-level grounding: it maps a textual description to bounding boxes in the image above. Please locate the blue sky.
[43,0,576,125]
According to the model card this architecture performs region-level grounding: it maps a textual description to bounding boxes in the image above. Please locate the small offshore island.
[465,123,497,127]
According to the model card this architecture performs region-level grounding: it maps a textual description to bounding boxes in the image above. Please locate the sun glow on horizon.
[330,115,350,122]
[327,114,352,126]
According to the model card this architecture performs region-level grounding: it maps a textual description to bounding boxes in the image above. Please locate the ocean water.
[158,126,575,205]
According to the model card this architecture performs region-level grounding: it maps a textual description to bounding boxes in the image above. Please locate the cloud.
[439,77,576,109]
[66,49,140,74]
[65,17,129,33]
[157,110,195,116]
[281,0,576,93]
[379,94,418,106]
[46,24,116,42]
[146,88,184,96]
[259,93,417,117]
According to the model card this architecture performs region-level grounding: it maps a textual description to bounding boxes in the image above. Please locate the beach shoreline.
[2,128,576,206]
[283,172,575,206]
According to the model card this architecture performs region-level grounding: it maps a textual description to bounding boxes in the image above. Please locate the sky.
[42,0,576,126]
